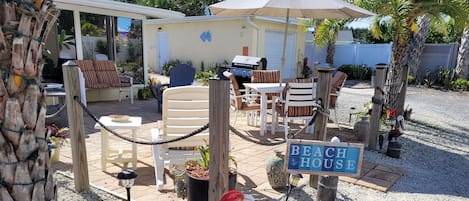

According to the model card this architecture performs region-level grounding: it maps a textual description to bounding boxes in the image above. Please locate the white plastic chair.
[151,86,210,190]
[272,81,318,139]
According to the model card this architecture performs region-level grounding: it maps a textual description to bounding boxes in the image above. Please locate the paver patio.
[52,96,404,200]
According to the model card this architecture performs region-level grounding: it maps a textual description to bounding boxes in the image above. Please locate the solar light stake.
[286,173,303,200]
[117,169,138,201]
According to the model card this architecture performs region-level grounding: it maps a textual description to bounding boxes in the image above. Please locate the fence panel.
[305,43,458,76]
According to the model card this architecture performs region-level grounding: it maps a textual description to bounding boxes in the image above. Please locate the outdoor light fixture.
[117,169,138,201]
[290,173,303,187]
[286,173,303,200]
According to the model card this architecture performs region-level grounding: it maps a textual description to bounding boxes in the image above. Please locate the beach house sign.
[285,139,364,177]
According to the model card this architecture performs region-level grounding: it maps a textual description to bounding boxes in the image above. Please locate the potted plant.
[184,141,237,201]
[47,124,70,163]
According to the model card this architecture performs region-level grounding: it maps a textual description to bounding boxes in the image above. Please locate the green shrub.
[452,78,469,91]
[408,75,416,84]
[337,64,372,80]
[161,60,182,76]
[435,67,454,89]
[195,71,216,86]
[81,22,104,36]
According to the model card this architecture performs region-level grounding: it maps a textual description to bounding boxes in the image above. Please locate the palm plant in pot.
[184,141,237,201]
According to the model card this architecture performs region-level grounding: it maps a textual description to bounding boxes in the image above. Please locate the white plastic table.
[243,83,285,136]
[94,116,142,171]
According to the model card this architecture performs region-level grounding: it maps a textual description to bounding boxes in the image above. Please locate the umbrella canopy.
[209,0,375,80]
[210,0,374,19]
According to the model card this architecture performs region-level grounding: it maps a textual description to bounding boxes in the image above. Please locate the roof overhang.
[145,15,299,25]
[54,0,185,19]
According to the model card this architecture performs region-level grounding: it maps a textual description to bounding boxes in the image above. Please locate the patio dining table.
[243,83,285,136]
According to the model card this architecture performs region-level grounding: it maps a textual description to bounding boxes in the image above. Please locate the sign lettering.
[285,140,364,177]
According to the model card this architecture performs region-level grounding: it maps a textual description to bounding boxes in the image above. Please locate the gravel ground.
[282,84,469,201]
[55,172,125,201]
[54,82,469,201]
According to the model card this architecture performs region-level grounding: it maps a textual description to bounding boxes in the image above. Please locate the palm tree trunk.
[0,1,59,200]
[386,40,409,113]
[326,41,335,65]
[408,15,431,78]
[455,27,469,79]
[396,15,431,116]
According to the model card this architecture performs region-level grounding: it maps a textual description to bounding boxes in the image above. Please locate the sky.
[345,17,373,29]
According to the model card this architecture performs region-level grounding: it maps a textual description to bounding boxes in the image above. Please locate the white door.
[157,32,169,74]
[265,31,296,80]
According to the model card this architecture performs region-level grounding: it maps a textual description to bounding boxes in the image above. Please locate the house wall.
[145,17,306,78]
[146,19,249,72]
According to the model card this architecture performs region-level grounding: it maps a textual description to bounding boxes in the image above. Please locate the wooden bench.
[74,60,134,104]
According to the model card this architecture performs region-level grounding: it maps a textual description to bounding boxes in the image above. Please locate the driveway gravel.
[283,83,469,201]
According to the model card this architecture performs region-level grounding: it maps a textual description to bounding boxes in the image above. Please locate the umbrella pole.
[280,8,290,83]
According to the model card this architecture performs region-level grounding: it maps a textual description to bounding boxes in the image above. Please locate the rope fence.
[73,96,329,146]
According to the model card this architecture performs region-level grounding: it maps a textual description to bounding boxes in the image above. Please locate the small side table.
[94,116,142,171]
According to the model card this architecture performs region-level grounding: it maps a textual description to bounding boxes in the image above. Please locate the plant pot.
[186,172,237,201]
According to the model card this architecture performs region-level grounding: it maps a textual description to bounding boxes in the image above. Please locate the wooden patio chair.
[223,71,261,126]
[329,71,347,129]
[271,78,318,139]
[251,70,281,106]
[151,86,209,191]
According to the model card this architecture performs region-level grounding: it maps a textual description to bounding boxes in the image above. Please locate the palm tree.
[356,0,467,115]
[0,1,59,200]
[314,19,349,65]
[455,28,469,79]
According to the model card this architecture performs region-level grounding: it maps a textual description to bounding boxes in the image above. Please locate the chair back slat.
[162,86,209,146]
[283,82,317,116]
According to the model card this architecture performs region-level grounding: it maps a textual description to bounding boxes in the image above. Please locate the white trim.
[142,22,149,84]
[54,0,185,19]
[73,10,83,60]
[145,15,299,25]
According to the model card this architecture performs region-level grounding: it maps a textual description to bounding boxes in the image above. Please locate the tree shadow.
[364,120,469,198]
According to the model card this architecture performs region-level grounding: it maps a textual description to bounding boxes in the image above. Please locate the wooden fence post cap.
[317,67,335,73]
[62,60,78,67]
[375,63,388,69]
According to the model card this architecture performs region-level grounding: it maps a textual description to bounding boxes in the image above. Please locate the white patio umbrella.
[209,0,375,80]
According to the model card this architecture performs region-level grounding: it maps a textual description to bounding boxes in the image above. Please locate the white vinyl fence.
[305,43,459,78]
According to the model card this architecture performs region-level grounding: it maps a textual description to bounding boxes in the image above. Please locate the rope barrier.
[73,94,330,146]
[74,96,208,145]
[45,103,67,119]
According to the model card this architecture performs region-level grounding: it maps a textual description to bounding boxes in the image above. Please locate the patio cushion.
[93,60,122,87]
[74,60,109,89]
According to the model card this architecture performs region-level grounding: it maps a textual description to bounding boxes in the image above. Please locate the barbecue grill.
[222,55,267,89]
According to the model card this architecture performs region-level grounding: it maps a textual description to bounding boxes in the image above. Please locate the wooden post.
[317,175,339,201]
[368,64,387,150]
[309,67,334,189]
[208,79,230,201]
[62,61,89,192]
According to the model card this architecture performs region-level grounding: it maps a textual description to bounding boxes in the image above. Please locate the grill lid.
[232,55,262,67]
